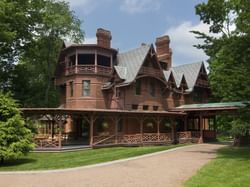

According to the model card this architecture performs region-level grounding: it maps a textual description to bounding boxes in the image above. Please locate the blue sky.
[65,0,209,66]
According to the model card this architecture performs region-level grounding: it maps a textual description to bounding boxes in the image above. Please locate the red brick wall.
[65,75,110,109]
[120,77,167,111]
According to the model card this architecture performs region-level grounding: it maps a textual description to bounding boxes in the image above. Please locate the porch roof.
[171,102,249,112]
[21,108,186,117]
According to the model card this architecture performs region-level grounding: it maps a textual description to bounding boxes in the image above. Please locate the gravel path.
[0,143,226,187]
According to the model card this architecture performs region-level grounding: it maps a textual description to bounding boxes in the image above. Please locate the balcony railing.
[65,65,112,76]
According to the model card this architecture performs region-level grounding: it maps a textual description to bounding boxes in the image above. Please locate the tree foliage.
[0,0,84,107]
[194,0,250,139]
[0,92,34,163]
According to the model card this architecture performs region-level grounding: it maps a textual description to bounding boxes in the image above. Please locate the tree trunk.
[1,157,3,164]
[45,35,52,107]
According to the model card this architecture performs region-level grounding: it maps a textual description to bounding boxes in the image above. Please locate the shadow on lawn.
[0,158,36,167]
[217,146,250,160]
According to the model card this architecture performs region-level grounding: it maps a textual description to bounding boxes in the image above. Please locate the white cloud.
[83,37,96,44]
[64,0,99,15]
[120,0,160,14]
[164,21,210,66]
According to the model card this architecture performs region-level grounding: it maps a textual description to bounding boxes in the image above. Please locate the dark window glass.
[97,55,111,67]
[78,54,95,65]
[153,106,158,111]
[69,81,74,97]
[135,80,141,95]
[118,119,123,132]
[143,105,148,110]
[132,104,138,110]
[115,87,120,97]
[193,91,202,102]
[150,80,156,97]
[69,55,76,66]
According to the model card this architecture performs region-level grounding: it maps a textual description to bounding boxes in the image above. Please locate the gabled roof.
[163,70,171,81]
[171,62,203,91]
[115,44,151,85]
[114,66,127,80]
[171,70,184,88]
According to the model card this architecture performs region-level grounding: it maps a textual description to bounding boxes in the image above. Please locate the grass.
[216,134,233,142]
[184,146,250,187]
[0,144,185,171]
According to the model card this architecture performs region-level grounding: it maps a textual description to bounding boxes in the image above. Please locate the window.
[135,80,141,95]
[132,104,138,110]
[97,54,111,67]
[69,81,74,97]
[115,87,120,97]
[78,54,95,65]
[153,106,158,111]
[82,80,90,96]
[160,62,168,70]
[173,93,181,100]
[150,80,156,97]
[193,91,202,102]
[143,105,149,110]
[69,55,76,66]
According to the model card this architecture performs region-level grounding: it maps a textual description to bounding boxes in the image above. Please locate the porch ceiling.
[21,108,186,117]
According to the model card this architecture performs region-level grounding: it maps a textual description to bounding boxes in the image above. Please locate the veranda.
[22,108,218,151]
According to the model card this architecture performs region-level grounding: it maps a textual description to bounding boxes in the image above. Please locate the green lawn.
[0,144,185,171]
[184,146,250,187]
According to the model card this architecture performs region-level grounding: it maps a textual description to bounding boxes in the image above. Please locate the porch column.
[198,114,204,143]
[90,114,94,147]
[140,118,143,144]
[115,116,119,144]
[171,119,176,144]
[58,117,63,149]
[184,116,188,131]
[214,116,217,139]
[157,117,160,142]
[52,121,54,137]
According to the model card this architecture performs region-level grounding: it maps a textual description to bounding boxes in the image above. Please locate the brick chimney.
[96,28,112,48]
[155,35,172,70]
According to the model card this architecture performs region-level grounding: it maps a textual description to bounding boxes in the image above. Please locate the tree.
[0,0,84,107]
[0,0,44,90]
[0,92,34,163]
[193,0,250,143]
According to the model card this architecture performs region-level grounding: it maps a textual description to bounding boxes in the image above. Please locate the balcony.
[65,65,112,76]
[196,79,209,88]
[139,67,163,78]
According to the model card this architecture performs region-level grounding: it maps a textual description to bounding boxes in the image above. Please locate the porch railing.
[34,131,210,148]
[34,137,59,148]
[93,133,172,145]
[203,130,216,139]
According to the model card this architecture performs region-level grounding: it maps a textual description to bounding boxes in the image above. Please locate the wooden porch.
[92,130,215,146]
